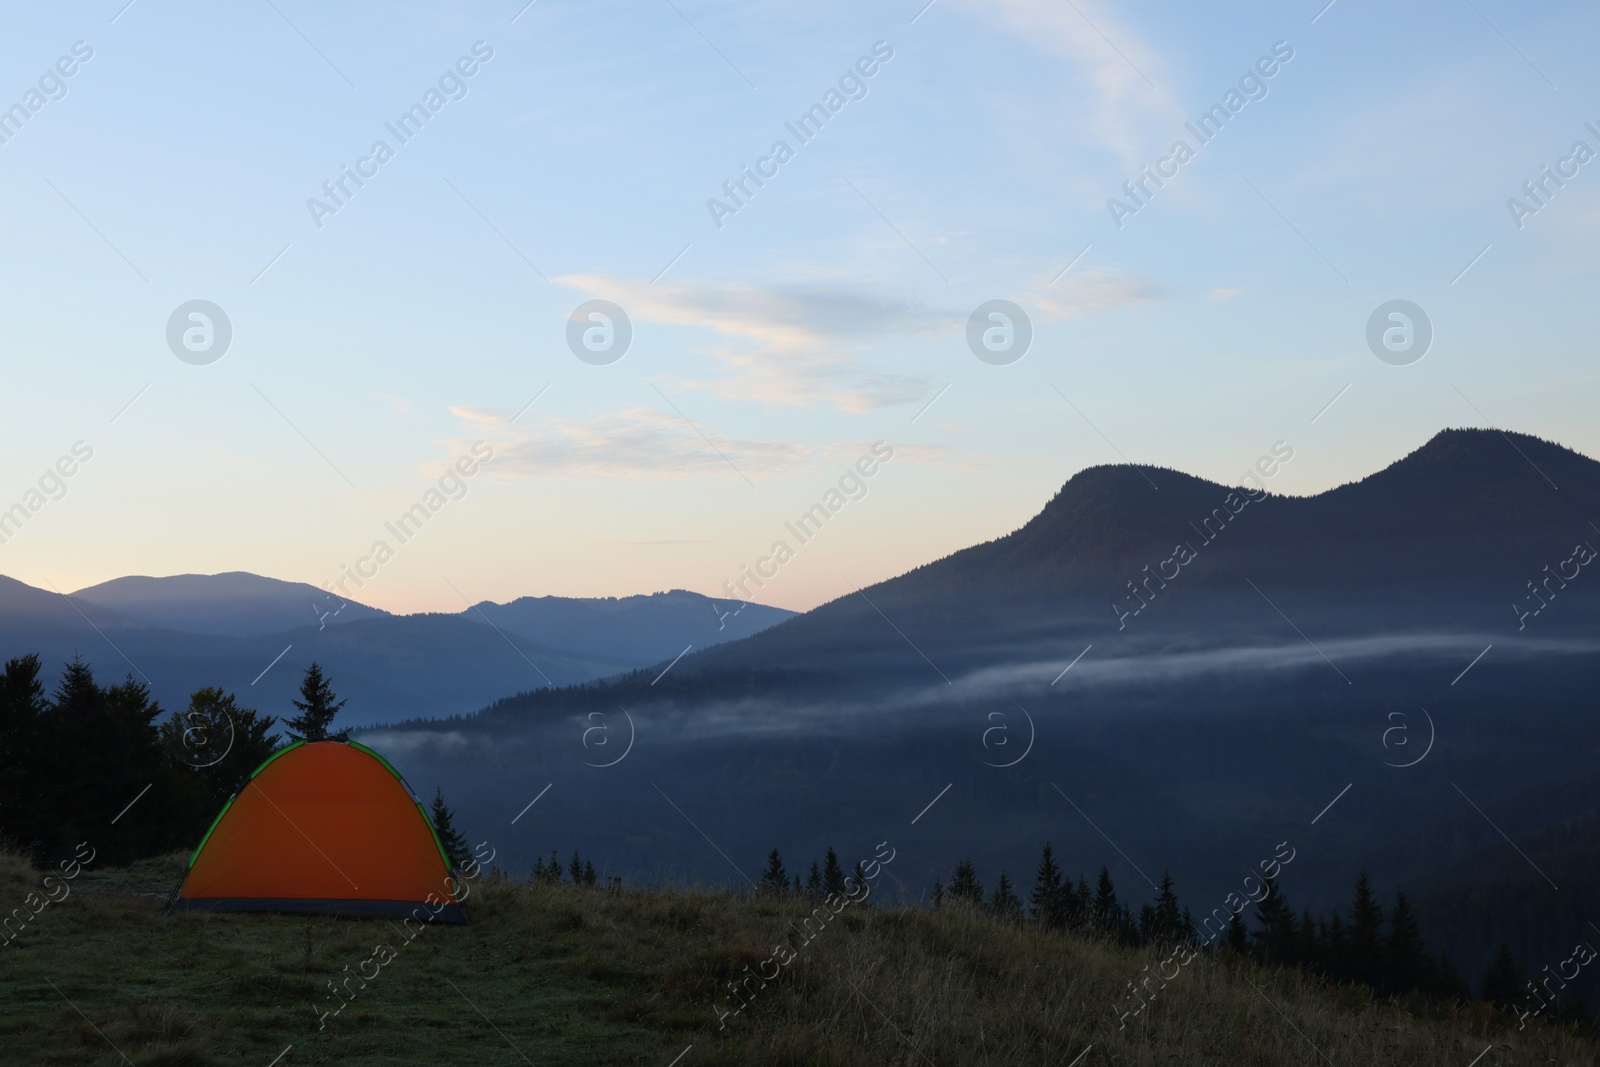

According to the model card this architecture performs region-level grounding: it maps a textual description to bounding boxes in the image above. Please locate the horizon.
[6,422,1577,614]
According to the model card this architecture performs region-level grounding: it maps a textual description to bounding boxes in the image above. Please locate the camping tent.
[168,739,467,923]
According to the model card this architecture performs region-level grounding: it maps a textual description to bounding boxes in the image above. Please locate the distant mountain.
[461,590,794,665]
[71,572,389,636]
[0,575,794,727]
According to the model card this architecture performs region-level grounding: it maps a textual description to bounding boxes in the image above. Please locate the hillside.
[1,850,1592,1066]
[363,427,1600,1023]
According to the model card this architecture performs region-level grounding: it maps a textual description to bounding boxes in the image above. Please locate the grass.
[0,849,1594,1066]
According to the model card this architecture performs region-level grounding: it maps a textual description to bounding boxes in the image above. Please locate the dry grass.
[0,849,1594,1066]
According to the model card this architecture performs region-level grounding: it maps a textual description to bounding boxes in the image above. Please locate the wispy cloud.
[953,0,1176,164]
[1031,266,1165,320]
[451,406,812,482]
[556,274,941,412]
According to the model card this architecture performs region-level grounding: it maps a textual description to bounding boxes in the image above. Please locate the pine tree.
[793,874,802,896]
[990,871,1023,922]
[823,847,846,897]
[1030,843,1065,928]
[0,655,48,849]
[1297,908,1320,973]
[158,687,279,813]
[1346,871,1385,988]
[531,855,546,883]
[429,788,470,872]
[1226,909,1249,953]
[548,849,561,882]
[930,880,944,909]
[851,860,870,901]
[1093,867,1119,932]
[1070,875,1092,929]
[949,858,983,905]
[285,663,348,742]
[1138,902,1158,945]
[1482,942,1527,1011]
[582,860,596,886]
[1434,951,1469,1001]
[1325,914,1348,978]
[1154,871,1183,946]
[760,848,788,895]
[1384,890,1426,995]
[569,850,583,885]
[805,860,823,899]
[1251,869,1297,966]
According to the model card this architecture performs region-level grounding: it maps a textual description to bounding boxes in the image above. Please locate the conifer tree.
[805,860,823,899]
[1071,875,1092,929]
[429,789,470,872]
[1225,909,1249,953]
[1297,909,1321,972]
[1030,843,1065,927]
[823,846,846,897]
[158,687,279,812]
[1384,890,1427,994]
[285,663,348,742]
[0,655,48,848]
[1154,871,1183,946]
[569,850,583,885]
[1481,942,1526,1011]
[1138,902,1158,945]
[583,860,597,886]
[1346,871,1386,987]
[1093,867,1119,931]
[949,858,983,905]
[990,871,1023,922]
[1252,869,1297,966]
[1325,914,1348,977]
[760,848,788,895]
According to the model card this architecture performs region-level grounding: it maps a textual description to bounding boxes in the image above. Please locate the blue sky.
[1,0,1596,613]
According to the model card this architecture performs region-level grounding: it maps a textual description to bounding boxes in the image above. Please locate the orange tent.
[168,739,467,923]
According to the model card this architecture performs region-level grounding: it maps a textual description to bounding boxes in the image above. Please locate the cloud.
[891,443,987,471]
[452,405,812,482]
[951,0,1176,164]
[557,274,941,411]
[1031,266,1165,320]
[446,407,984,481]
[1207,287,1245,302]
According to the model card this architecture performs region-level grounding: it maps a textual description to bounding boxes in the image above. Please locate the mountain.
[71,572,390,636]
[0,576,794,728]
[461,590,794,665]
[368,429,1600,1011]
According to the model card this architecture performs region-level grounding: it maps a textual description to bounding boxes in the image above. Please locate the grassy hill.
[0,850,1593,1066]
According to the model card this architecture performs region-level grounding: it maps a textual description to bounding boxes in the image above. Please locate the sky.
[1,0,1597,614]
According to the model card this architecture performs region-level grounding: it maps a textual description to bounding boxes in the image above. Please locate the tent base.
[169,896,469,925]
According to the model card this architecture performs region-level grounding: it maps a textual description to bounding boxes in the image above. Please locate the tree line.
[925,844,1593,1022]
[0,654,366,866]
[744,841,1584,1024]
